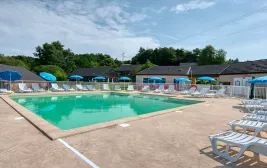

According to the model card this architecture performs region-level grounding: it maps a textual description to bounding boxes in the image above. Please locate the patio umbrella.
[39,72,57,81]
[175,77,191,83]
[69,75,83,89]
[93,76,106,90]
[0,70,22,91]
[197,76,216,82]
[119,76,131,90]
[148,77,162,83]
[249,76,267,84]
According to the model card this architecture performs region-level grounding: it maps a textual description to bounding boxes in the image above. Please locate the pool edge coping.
[1,92,205,140]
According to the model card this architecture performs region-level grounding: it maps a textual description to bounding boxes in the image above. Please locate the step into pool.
[12,93,201,130]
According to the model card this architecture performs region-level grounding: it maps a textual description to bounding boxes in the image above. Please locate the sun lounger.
[32,83,45,92]
[51,83,64,92]
[114,85,121,91]
[242,102,267,112]
[0,89,13,94]
[243,114,267,122]
[209,131,267,162]
[229,119,267,136]
[180,87,196,95]
[127,85,134,91]
[205,88,225,98]
[242,99,265,105]
[63,84,75,91]
[155,85,164,93]
[164,85,175,94]
[103,84,110,91]
[87,85,96,91]
[140,85,149,92]
[18,83,33,93]
[191,88,209,97]
[76,84,88,91]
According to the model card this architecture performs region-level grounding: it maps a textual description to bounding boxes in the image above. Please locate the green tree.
[33,65,67,81]
[139,60,156,71]
[0,55,29,69]
[197,45,226,65]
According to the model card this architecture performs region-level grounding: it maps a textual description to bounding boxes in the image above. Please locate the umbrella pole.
[9,72,11,91]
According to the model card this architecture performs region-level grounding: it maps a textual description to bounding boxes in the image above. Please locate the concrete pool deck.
[1,92,267,167]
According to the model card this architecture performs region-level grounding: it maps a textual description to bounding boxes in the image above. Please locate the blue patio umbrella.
[249,76,267,84]
[0,70,22,91]
[175,77,191,83]
[69,75,83,80]
[93,76,106,81]
[0,70,22,81]
[197,76,216,82]
[148,77,163,83]
[119,76,131,81]
[39,72,56,81]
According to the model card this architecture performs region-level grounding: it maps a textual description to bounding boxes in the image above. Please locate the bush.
[33,65,67,81]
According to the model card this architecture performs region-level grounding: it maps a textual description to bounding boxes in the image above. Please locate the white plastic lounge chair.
[127,85,134,91]
[76,84,88,91]
[114,85,121,91]
[32,83,45,92]
[191,88,209,97]
[243,114,267,122]
[242,99,265,105]
[18,83,33,93]
[87,85,96,91]
[229,119,267,136]
[180,87,196,95]
[242,102,267,112]
[140,85,149,92]
[209,131,267,162]
[164,85,175,94]
[51,83,64,92]
[0,89,13,94]
[205,88,225,98]
[63,84,75,91]
[103,84,110,91]
[154,85,164,93]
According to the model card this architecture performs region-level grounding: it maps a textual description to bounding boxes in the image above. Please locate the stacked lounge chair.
[164,85,175,94]
[140,85,149,92]
[180,87,196,95]
[205,88,226,98]
[32,83,45,92]
[63,84,75,91]
[191,88,209,97]
[154,85,164,93]
[209,105,267,162]
[76,84,88,91]
[103,84,110,91]
[114,85,121,91]
[87,85,96,91]
[0,88,13,94]
[127,85,134,91]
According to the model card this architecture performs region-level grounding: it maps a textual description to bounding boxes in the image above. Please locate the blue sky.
[0,0,267,61]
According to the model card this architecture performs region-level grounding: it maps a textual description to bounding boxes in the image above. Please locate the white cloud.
[170,0,216,13]
[0,0,158,58]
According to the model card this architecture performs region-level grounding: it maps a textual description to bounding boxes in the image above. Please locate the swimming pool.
[12,93,200,130]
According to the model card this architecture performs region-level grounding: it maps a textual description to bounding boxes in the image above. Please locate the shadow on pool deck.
[200,146,267,168]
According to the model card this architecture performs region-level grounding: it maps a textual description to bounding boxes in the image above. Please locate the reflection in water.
[12,93,200,130]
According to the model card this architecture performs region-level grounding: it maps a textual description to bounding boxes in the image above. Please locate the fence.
[0,80,251,99]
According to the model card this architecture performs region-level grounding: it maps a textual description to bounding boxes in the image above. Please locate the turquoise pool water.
[12,93,200,130]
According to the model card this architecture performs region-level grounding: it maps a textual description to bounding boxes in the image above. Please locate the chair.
[180,87,196,95]
[205,88,225,98]
[154,85,164,93]
[127,85,134,91]
[103,84,110,91]
[140,85,149,92]
[51,83,64,92]
[242,102,267,112]
[209,131,267,162]
[63,84,75,91]
[114,85,121,91]
[229,119,267,136]
[191,88,209,97]
[32,83,45,92]
[87,85,96,91]
[164,85,175,94]
[243,114,267,122]
[18,83,33,93]
[76,84,88,91]
[0,89,13,94]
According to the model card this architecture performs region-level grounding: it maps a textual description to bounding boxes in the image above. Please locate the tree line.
[0,41,238,80]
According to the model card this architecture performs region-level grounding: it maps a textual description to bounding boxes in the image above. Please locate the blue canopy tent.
[197,76,216,83]
[119,76,131,90]
[39,72,56,81]
[0,70,22,91]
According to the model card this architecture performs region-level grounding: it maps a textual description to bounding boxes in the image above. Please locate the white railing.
[253,87,267,99]
[0,80,252,99]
